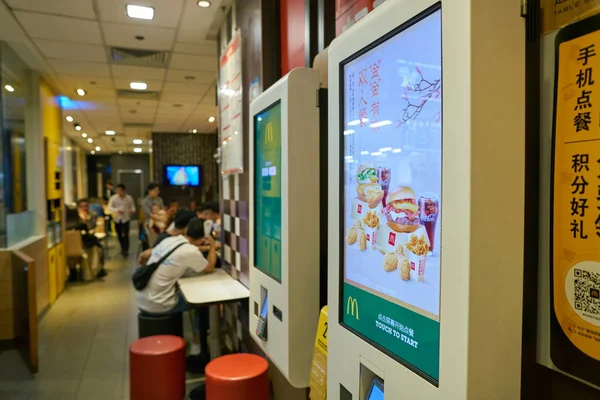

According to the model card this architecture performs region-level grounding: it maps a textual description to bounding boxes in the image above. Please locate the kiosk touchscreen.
[327,0,525,399]
[249,68,322,388]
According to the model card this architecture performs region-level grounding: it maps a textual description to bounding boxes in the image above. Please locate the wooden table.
[179,269,249,359]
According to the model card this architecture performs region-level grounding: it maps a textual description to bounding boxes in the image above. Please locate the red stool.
[129,335,186,400]
[205,354,269,400]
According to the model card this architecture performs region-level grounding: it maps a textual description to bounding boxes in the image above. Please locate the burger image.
[383,186,420,233]
[356,163,383,207]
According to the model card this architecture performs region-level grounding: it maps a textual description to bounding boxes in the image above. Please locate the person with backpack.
[135,218,217,372]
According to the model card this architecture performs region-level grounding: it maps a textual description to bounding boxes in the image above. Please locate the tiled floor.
[0,235,204,400]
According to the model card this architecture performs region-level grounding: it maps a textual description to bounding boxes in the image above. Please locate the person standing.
[104,180,115,233]
[141,183,165,226]
[109,184,136,257]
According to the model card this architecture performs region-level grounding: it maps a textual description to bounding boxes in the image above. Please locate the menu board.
[254,102,282,282]
[551,18,600,387]
[219,32,244,175]
[341,8,441,383]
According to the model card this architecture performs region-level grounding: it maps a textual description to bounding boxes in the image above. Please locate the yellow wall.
[40,81,66,303]
[41,81,62,200]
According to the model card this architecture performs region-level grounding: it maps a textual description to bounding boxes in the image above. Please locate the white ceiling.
[0,0,230,154]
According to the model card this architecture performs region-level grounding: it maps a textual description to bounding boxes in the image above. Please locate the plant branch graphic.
[397,66,441,128]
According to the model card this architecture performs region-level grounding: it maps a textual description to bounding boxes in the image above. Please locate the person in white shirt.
[108,184,136,257]
[136,218,217,372]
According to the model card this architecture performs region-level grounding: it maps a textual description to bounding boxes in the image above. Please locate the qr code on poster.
[574,269,600,316]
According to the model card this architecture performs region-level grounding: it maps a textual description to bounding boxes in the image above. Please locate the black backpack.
[132,243,186,291]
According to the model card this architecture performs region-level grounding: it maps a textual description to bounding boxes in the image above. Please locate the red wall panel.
[336,0,387,36]
[280,0,306,75]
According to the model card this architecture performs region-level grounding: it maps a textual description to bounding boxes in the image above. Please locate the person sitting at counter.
[137,209,196,265]
[199,202,221,238]
[136,218,217,372]
[71,198,107,278]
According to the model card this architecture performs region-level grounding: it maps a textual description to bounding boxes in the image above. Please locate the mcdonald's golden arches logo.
[346,296,359,320]
[264,121,274,144]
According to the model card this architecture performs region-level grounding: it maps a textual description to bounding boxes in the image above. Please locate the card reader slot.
[273,305,283,321]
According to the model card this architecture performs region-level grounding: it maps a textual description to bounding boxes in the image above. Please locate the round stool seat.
[130,335,186,400]
[205,354,269,400]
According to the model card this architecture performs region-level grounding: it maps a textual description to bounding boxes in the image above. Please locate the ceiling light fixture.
[95,146,101,151]
[133,148,142,153]
[4,85,14,92]
[105,130,116,135]
[130,82,147,90]
[91,150,96,155]
[75,125,82,131]
[87,138,93,143]
[133,139,143,144]
[76,88,86,96]
[118,151,123,155]
[82,133,87,138]
[126,4,155,20]
[66,116,73,122]
[208,116,215,123]
[192,129,198,134]
[197,0,211,7]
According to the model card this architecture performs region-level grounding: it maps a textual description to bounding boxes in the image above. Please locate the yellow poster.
[309,306,328,400]
[542,0,600,35]
[553,28,600,361]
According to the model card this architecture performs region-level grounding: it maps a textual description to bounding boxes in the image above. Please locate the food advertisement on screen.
[341,9,441,382]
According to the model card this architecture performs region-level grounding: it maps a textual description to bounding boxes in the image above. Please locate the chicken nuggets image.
[358,230,367,251]
[383,252,398,272]
[399,257,411,281]
[347,226,358,245]
[354,220,364,231]
[395,244,405,257]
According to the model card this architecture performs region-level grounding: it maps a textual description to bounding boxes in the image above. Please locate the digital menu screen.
[254,102,282,282]
[340,7,442,383]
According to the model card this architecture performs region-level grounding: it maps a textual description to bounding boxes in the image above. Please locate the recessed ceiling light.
[87,138,93,143]
[126,4,154,20]
[91,150,96,155]
[133,139,143,145]
[66,116,73,122]
[66,146,72,151]
[82,133,87,138]
[133,148,143,153]
[130,82,147,90]
[75,125,82,131]
[95,146,101,151]
[76,88,86,96]
[4,85,14,92]
[105,130,116,135]
[208,116,215,123]
[192,129,198,134]
[118,151,123,155]
[197,1,211,7]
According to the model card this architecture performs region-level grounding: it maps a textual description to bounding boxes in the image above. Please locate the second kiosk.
[249,68,325,388]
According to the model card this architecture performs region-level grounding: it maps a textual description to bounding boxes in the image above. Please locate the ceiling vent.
[117,89,160,100]
[109,47,170,68]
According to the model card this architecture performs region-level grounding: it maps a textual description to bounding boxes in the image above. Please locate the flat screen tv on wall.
[163,165,201,187]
